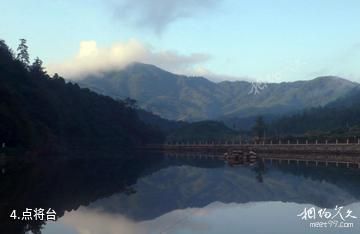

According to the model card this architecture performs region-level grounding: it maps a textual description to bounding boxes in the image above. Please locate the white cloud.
[109,0,219,34]
[47,39,211,79]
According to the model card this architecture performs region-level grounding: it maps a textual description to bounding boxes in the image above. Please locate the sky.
[1,0,360,82]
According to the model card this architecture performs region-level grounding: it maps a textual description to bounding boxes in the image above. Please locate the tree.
[252,116,266,140]
[0,39,13,59]
[124,97,138,109]
[16,39,30,67]
[0,40,15,68]
[53,73,60,79]
[52,73,65,83]
[30,57,46,76]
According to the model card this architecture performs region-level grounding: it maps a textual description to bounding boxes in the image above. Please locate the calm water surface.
[2,153,360,234]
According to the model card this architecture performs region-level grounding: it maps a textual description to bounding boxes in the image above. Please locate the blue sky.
[1,0,360,82]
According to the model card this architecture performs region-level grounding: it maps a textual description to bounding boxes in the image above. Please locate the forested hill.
[166,121,239,142]
[270,86,360,137]
[0,39,163,155]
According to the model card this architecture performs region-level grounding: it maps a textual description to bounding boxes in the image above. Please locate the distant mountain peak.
[124,62,173,75]
[312,75,355,83]
[126,62,158,69]
[79,63,359,121]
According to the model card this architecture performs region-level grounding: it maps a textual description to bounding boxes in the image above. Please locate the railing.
[164,138,360,146]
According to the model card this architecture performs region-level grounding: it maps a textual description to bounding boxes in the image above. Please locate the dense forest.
[0,39,164,155]
[269,86,360,138]
[166,120,241,142]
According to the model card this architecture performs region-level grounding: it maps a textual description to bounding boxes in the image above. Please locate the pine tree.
[53,73,60,79]
[0,39,14,61]
[16,39,30,67]
[30,57,46,76]
[252,116,266,139]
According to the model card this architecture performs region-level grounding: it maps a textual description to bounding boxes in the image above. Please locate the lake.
[1,153,360,234]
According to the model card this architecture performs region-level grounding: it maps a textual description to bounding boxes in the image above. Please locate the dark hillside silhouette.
[0,39,164,155]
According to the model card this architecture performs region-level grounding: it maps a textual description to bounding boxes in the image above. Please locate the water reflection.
[44,202,360,234]
[1,153,360,234]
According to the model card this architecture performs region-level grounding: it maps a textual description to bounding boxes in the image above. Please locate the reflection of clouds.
[43,164,360,234]
[89,165,358,222]
[55,206,211,234]
[45,201,360,234]
[144,208,210,234]
[59,207,143,234]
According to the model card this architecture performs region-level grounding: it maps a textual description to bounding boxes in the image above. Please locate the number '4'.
[10,210,17,219]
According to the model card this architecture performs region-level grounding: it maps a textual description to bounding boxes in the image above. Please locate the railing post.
[315,139,318,144]
[306,140,308,145]
[336,139,338,144]
[287,140,290,144]
[270,140,272,145]
[347,139,349,144]
[325,139,328,144]
[296,139,299,145]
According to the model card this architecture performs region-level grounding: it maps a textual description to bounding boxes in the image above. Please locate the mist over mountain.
[79,63,358,121]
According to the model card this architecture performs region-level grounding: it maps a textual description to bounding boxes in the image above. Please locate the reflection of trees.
[253,159,266,183]
[0,153,164,234]
[3,153,360,233]
[0,153,228,234]
[273,163,360,203]
[92,158,360,221]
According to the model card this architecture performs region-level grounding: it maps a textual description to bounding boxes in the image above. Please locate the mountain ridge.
[78,63,358,121]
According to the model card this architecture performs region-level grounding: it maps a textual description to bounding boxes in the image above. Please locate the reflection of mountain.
[3,155,360,233]
[53,201,360,234]
[90,162,360,221]
[0,153,164,234]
